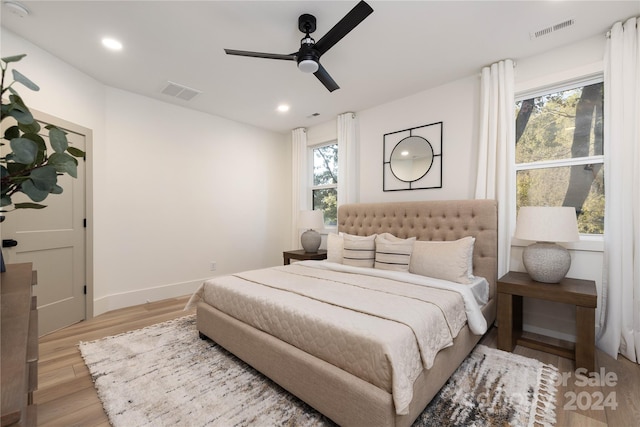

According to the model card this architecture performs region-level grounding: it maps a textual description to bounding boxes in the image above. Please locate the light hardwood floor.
[36,296,640,427]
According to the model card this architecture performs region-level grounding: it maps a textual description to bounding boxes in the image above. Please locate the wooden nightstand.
[497,271,597,372]
[283,249,327,265]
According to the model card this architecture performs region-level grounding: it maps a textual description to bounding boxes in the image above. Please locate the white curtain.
[337,112,358,206]
[598,17,640,363]
[474,59,515,277]
[291,127,308,249]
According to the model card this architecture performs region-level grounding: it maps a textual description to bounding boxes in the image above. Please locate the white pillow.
[342,233,376,268]
[409,237,475,284]
[374,234,416,272]
[327,233,344,263]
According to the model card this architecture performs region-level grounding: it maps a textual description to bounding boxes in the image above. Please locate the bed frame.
[197,199,498,426]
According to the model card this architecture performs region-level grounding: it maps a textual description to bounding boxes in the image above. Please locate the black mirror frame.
[383,121,443,191]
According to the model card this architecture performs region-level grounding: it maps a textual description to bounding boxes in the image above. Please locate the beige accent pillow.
[374,234,416,272]
[409,237,475,284]
[342,233,376,268]
[327,233,344,263]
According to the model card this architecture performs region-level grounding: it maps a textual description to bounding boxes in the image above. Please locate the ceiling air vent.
[161,81,202,101]
[530,18,575,40]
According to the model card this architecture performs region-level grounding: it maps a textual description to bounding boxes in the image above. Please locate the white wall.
[306,74,480,204]
[99,88,291,313]
[358,75,479,203]
[304,34,608,342]
[2,28,292,316]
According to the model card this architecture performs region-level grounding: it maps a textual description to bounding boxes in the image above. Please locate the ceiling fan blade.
[314,64,339,92]
[314,1,373,56]
[224,49,296,61]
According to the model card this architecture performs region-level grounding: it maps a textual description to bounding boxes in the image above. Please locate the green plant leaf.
[6,161,29,176]
[9,137,38,164]
[1,54,26,64]
[5,96,34,124]
[3,125,20,140]
[12,69,40,91]
[7,95,33,117]
[7,86,20,97]
[19,119,41,134]
[22,132,46,148]
[22,133,46,164]
[66,146,85,158]
[14,202,47,209]
[20,180,49,202]
[48,127,68,153]
[51,184,63,194]
[29,165,57,191]
[7,108,34,125]
[49,152,77,177]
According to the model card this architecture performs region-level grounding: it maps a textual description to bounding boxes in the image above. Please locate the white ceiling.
[2,1,638,134]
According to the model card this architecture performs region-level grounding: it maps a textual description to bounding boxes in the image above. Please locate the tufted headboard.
[337,199,498,299]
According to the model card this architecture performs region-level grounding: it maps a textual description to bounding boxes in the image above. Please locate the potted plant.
[1,54,85,272]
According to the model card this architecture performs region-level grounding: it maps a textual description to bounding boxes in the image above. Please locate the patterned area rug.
[79,315,558,427]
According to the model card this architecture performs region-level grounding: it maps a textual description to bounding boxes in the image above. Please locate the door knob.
[2,239,18,248]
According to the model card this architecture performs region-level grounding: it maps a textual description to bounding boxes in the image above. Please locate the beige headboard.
[337,199,498,298]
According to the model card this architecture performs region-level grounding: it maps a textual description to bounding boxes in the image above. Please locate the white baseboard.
[93,278,207,316]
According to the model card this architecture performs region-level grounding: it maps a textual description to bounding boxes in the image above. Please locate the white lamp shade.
[514,206,579,243]
[298,210,324,230]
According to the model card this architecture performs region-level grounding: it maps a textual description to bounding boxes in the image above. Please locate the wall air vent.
[160,81,202,101]
[530,18,575,40]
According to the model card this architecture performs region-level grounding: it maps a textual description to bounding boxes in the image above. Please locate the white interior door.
[1,118,86,336]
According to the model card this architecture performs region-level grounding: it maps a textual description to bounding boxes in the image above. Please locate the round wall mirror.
[390,136,434,182]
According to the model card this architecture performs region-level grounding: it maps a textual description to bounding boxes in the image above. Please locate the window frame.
[513,74,605,251]
[309,140,338,229]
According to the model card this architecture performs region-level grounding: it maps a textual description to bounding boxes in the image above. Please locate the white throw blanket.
[304,261,489,334]
[188,261,488,415]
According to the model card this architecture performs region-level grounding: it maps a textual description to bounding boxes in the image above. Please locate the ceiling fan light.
[298,59,319,73]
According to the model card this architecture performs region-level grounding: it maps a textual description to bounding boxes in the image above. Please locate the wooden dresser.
[1,263,38,427]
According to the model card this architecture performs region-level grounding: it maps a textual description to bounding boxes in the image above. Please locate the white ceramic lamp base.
[523,242,571,283]
[301,229,321,253]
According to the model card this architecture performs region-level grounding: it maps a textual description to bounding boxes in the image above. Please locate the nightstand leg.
[498,293,523,352]
[575,306,595,373]
[513,295,523,339]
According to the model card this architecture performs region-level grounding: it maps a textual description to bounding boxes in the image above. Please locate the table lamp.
[514,206,579,283]
[298,210,324,253]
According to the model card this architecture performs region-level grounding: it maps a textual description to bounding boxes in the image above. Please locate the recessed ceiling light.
[277,104,290,113]
[102,37,123,51]
[401,151,409,156]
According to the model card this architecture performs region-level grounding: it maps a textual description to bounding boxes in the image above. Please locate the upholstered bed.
[193,199,497,426]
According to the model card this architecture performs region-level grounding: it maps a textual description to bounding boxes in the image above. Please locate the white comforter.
[189,261,488,415]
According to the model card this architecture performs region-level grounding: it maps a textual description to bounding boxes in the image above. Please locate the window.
[515,79,604,234]
[311,142,338,226]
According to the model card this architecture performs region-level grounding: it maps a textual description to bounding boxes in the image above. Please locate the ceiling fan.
[224,1,373,92]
